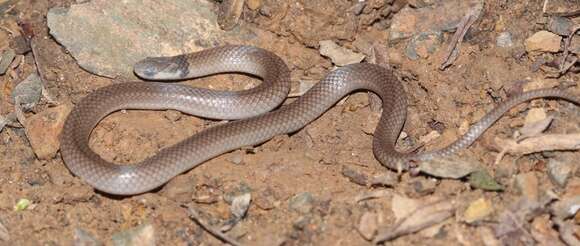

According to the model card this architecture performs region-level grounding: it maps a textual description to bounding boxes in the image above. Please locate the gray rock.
[496,32,514,48]
[11,72,42,111]
[289,192,314,214]
[47,0,256,79]
[547,159,574,187]
[0,49,15,75]
[547,17,573,36]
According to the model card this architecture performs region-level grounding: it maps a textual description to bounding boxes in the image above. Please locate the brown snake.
[60,45,580,195]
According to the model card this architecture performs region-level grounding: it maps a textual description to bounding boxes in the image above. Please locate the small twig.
[183,205,243,246]
[440,10,479,70]
[559,24,580,75]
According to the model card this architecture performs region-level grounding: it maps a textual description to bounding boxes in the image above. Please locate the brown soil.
[1,0,579,245]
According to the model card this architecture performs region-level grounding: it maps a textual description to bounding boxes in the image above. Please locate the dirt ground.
[0,0,579,245]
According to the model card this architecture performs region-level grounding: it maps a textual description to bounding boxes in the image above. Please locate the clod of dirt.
[24,103,72,159]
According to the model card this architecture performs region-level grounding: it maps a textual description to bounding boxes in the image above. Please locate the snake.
[60,45,580,195]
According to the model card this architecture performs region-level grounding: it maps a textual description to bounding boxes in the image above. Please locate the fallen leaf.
[375,198,457,243]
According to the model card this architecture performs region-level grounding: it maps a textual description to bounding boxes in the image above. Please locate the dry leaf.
[374,199,457,243]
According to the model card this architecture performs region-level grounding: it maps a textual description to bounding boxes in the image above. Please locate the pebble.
[11,73,43,111]
[162,110,181,122]
[496,32,513,48]
[246,0,262,10]
[319,40,365,66]
[515,172,539,201]
[25,104,73,160]
[405,31,443,60]
[370,172,398,187]
[0,49,16,75]
[111,223,155,246]
[547,159,574,187]
[341,166,368,186]
[409,177,437,195]
[289,192,314,214]
[74,228,102,246]
[524,31,562,53]
[357,212,378,241]
[463,197,493,223]
[547,16,573,36]
[223,183,252,204]
[9,35,31,54]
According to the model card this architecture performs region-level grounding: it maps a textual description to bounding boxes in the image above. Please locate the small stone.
[370,172,398,187]
[341,166,368,186]
[0,49,16,75]
[111,223,155,246]
[410,177,437,195]
[9,35,31,54]
[74,228,103,246]
[515,172,539,201]
[289,192,314,214]
[11,72,43,111]
[547,17,573,36]
[246,0,261,10]
[227,151,244,165]
[358,212,378,241]
[319,40,365,66]
[496,32,513,48]
[524,31,562,53]
[25,104,73,160]
[405,31,443,60]
[163,110,181,122]
[463,198,493,223]
[547,159,574,187]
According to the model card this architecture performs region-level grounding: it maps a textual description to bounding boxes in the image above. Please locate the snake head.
[134,55,190,80]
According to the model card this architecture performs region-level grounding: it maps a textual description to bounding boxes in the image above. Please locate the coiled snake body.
[60,45,580,195]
